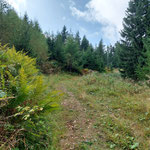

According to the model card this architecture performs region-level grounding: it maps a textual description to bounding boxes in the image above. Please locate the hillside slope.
[48,72,150,150]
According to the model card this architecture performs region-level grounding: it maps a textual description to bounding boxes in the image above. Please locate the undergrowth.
[0,44,61,150]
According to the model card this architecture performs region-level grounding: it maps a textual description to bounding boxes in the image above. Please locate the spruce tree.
[53,34,65,63]
[64,35,82,72]
[81,35,89,51]
[61,25,68,43]
[113,42,121,68]
[106,45,114,70]
[75,31,81,46]
[83,45,96,70]
[95,39,105,72]
[120,0,150,80]
[47,33,55,60]
[14,13,31,53]
[136,34,150,80]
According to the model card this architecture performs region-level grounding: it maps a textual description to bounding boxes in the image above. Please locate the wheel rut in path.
[60,86,95,150]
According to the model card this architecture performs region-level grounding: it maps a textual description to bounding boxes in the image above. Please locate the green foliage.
[82,46,96,70]
[94,39,105,72]
[119,0,150,80]
[136,35,150,80]
[63,36,83,72]
[47,27,107,73]
[61,25,68,43]
[81,35,89,51]
[29,21,48,64]
[0,44,59,149]
[0,1,48,65]
[0,0,108,74]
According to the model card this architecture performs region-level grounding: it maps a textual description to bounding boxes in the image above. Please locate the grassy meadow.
[47,72,150,150]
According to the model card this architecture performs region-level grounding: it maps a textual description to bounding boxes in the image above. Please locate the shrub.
[0,44,59,149]
[40,60,61,74]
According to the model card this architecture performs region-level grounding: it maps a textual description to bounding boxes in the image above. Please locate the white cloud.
[70,0,130,44]
[101,25,119,44]
[6,0,26,13]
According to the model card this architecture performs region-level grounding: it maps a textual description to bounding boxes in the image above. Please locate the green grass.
[47,72,150,150]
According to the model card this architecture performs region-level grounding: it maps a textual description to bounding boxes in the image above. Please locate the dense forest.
[1,0,150,149]
[0,0,119,74]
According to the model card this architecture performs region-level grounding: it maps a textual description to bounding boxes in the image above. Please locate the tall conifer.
[120,0,150,79]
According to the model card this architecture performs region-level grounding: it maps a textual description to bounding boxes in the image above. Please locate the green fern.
[0,44,60,149]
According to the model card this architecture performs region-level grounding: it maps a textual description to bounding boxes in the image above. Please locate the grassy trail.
[59,83,108,150]
[47,72,150,150]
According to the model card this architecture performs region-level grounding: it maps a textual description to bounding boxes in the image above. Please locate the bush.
[0,44,59,149]
[40,60,61,74]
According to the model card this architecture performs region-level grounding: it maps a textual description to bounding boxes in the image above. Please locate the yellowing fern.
[0,44,60,149]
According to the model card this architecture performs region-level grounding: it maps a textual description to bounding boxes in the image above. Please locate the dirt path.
[59,86,96,150]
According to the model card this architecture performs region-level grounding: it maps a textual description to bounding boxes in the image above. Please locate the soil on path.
[59,85,105,150]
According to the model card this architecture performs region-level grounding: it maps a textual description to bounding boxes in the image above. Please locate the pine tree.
[113,42,121,68]
[34,20,42,32]
[120,0,150,80]
[81,35,89,51]
[2,9,20,45]
[106,45,114,70]
[63,35,82,72]
[14,13,31,53]
[61,25,68,43]
[75,31,81,46]
[47,33,55,60]
[136,34,150,80]
[83,45,97,70]
[95,39,105,72]
[53,34,65,63]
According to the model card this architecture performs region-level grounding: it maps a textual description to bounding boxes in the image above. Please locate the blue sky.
[7,0,130,46]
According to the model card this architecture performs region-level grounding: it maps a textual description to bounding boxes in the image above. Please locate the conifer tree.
[81,35,89,51]
[136,34,150,79]
[95,39,105,72]
[47,33,55,60]
[75,31,81,46]
[83,45,97,70]
[61,25,68,43]
[106,45,114,70]
[113,42,121,68]
[53,34,65,63]
[120,0,150,80]
[14,13,31,53]
[63,35,82,72]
